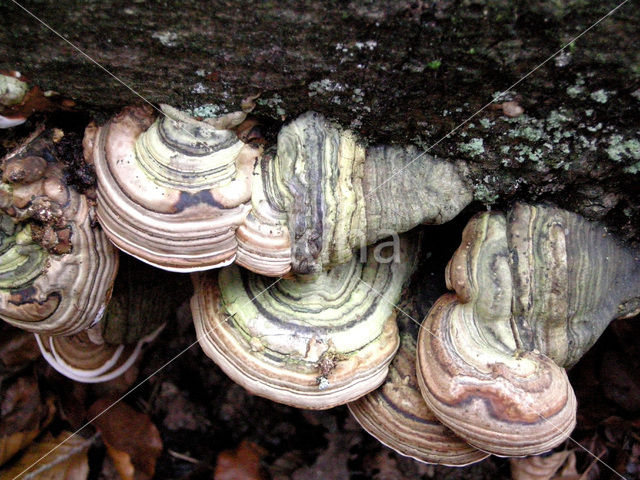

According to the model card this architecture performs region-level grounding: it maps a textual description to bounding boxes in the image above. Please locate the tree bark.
[1,0,639,241]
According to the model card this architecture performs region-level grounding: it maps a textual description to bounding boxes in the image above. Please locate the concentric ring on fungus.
[34,254,190,382]
[0,129,118,336]
[91,106,472,275]
[248,111,473,275]
[191,235,417,409]
[90,104,259,272]
[416,203,640,457]
[348,332,488,466]
[35,325,162,383]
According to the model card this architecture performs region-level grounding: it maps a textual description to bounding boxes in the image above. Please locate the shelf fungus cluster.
[416,203,640,457]
[3,95,640,469]
[191,236,417,409]
[348,332,489,466]
[89,106,472,275]
[0,129,187,383]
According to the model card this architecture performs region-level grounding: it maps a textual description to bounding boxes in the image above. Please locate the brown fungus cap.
[0,129,118,335]
[416,203,640,456]
[35,323,162,383]
[191,235,417,409]
[91,106,472,276]
[90,104,259,272]
[348,332,488,466]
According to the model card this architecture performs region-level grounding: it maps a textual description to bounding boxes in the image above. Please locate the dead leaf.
[90,363,140,399]
[0,327,40,370]
[56,382,89,432]
[0,376,55,466]
[511,451,579,480]
[600,349,640,412]
[370,450,407,480]
[291,430,358,480]
[214,440,267,480]
[156,382,210,432]
[0,431,92,480]
[89,399,162,480]
[105,443,136,480]
[0,85,74,121]
[268,450,307,480]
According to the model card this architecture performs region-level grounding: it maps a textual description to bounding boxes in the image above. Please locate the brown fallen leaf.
[214,440,267,480]
[0,375,55,466]
[0,431,92,480]
[88,399,162,480]
[369,450,408,480]
[511,450,579,480]
[0,326,40,371]
[291,430,357,480]
[90,363,140,399]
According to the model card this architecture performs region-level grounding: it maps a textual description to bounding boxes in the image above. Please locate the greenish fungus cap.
[417,203,640,457]
[0,129,118,335]
[191,235,417,409]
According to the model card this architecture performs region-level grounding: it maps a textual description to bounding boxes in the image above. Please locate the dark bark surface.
[1,0,639,239]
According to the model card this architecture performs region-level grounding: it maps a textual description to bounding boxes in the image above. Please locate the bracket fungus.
[89,104,259,272]
[91,106,472,275]
[35,325,161,383]
[243,111,473,275]
[0,129,118,336]
[35,255,189,382]
[191,236,417,409]
[348,332,488,466]
[416,203,640,456]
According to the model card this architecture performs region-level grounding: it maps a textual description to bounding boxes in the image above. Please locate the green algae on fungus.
[0,130,118,335]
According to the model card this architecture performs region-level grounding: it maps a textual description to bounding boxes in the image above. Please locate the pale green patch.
[190,104,225,118]
[473,179,499,204]
[459,138,485,157]
[308,79,347,96]
[257,94,286,116]
[351,88,364,103]
[546,109,572,127]
[566,74,585,98]
[624,161,640,174]
[590,89,612,104]
[151,31,178,47]
[479,117,493,129]
[606,135,640,162]
[508,121,544,142]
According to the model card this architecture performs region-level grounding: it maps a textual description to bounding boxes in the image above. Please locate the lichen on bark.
[0,0,638,241]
